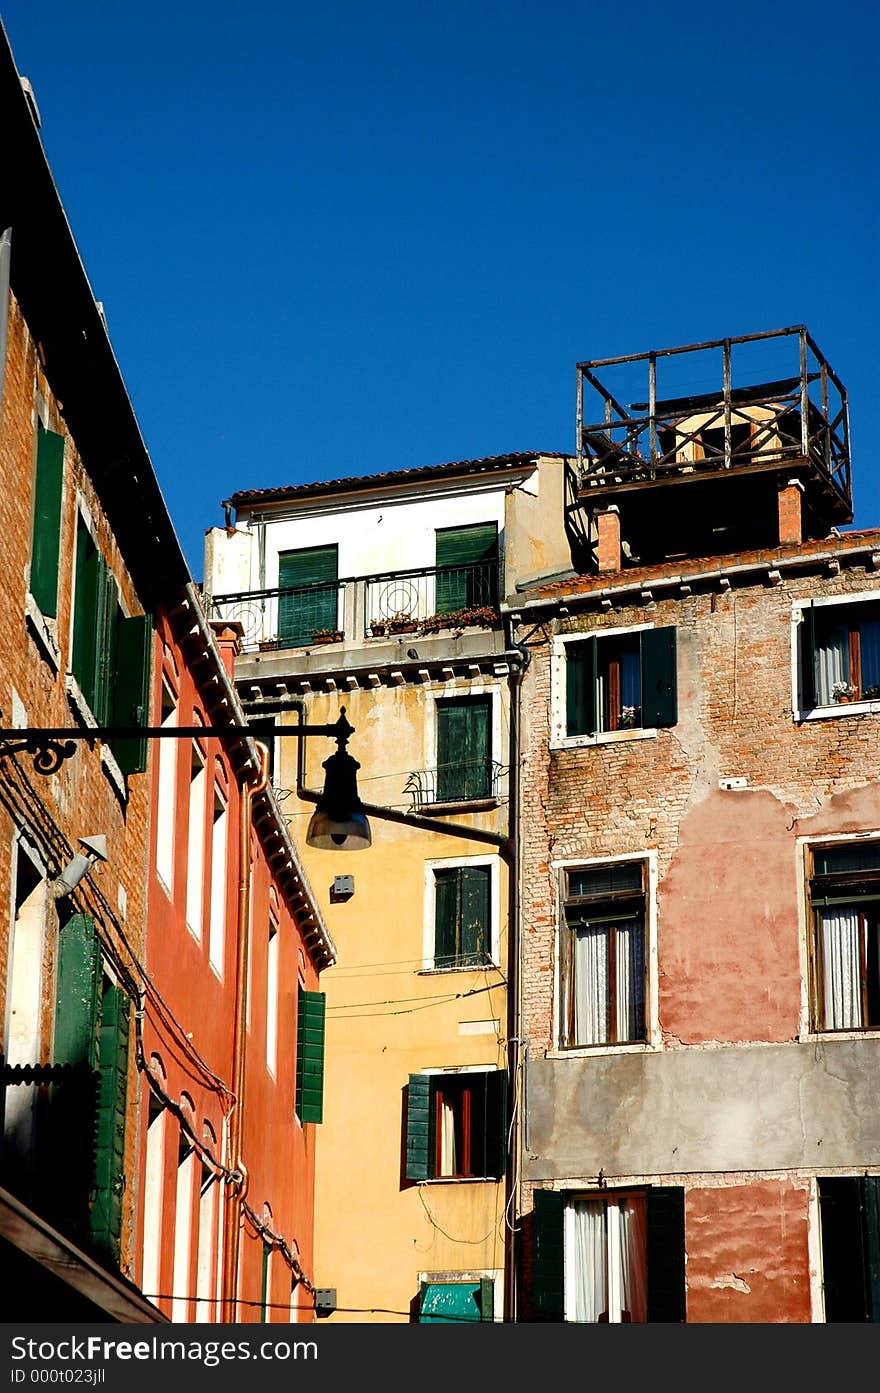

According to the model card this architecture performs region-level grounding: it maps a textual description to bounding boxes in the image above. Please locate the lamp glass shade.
[306,807,372,851]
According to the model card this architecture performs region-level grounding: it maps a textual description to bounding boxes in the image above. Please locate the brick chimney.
[778,479,804,547]
[209,620,244,679]
[595,506,621,573]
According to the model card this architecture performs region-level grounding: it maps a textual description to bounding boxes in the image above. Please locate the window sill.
[548,1040,656,1058]
[64,674,99,729]
[799,1029,880,1043]
[796,700,880,722]
[550,726,658,751]
[25,594,61,671]
[419,962,500,975]
[414,798,500,814]
[418,1176,502,1186]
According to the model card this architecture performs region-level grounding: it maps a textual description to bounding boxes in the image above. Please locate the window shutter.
[91,984,130,1261]
[94,568,118,727]
[30,426,65,618]
[295,989,326,1124]
[434,869,458,965]
[479,1277,494,1322]
[565,638,596,737]
[435,523,498,613]
[646,1185,686,1321]
[72,523,102,709]
[484,1068,507,1180]
[54,914,100,1068]
[111,614,153,775]
[405,1073,432,1181]
[532,1188,565,1321]
[460,866,490,964]
[864,1176,880,1323]
[278,545,338,645]
[640,627,678,729]
[801,602,818,710]
[437,698,490,801]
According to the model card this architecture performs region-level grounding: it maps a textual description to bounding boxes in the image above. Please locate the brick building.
[511,330,880,1322]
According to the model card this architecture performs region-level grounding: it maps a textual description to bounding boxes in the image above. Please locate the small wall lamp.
[51,834,109,899]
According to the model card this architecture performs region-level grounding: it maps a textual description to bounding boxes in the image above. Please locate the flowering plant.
[619,705,639,728]
[832,681,854,701]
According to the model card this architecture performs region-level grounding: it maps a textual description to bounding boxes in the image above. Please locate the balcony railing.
[208,560,501,653]
[404,759,506,809]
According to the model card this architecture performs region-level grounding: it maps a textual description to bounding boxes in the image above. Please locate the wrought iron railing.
[208,560,501,652]
[404,759,506,809]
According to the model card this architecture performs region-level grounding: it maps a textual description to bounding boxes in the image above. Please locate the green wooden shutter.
[30,426,65,618]
[71,522,102,709]
[640,627,678,729]
[435,523,498,613]
[460,866,490,965]
[646,1185,686,1322]
[565,637,596,737]
[420,1282,483,1323]
[484,1068,507,1180]
[865,1176,880,1323]
[94,569,118,726]
[405,1073,432,1181]
[434,869,458,966]
[295,989,326,1124]
[111,614,153,775]
[801,603,818,710]
[278,546,338,646]
[532,1188,565,1321]
[90,983,130,1262]
[437,698,490,801]
[54,914,101,1068]
[479,1277,494,1322]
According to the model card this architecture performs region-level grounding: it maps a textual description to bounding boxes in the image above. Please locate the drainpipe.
[502,624,527,1323]
[220,738,270,1321]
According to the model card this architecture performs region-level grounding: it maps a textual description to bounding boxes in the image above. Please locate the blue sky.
[3,0,876,578]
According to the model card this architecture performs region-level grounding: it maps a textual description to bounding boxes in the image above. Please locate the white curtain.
[620,1198,647,1323]
[439,1096,457,1175]
[570,1201,606,1322]
[816,624,848,704]
[573,929,608,1044]
[616,923,646,1042]
[820,908,861,1028]
[569,1198,647,1323]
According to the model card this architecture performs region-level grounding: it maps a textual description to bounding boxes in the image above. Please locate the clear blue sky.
[3,0,877,579]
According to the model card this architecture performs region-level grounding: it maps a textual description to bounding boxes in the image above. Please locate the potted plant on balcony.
[310,627,343,645]
[619,704,640,729]
[832,681,854,703]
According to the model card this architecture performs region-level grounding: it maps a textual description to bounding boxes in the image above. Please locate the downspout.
[220,738,270,1321]
[502,624,527,1323]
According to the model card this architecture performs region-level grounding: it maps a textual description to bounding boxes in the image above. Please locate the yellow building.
[204,451,571,1322]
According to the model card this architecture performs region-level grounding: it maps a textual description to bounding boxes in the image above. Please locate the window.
[436,697,492,802]
[405,1070,506,1181]
[186,745,207,939]
[433,865,491,968]
[818,1176,880,1321]
[30,423,64,618]
[208,787,227,974]
[277,545,338,646]
[799,599,880,708]
[419,1278,494,1323]
[561,861,647,1048]
[171,1136,196,1323]
[808,841,880,1032]
[155,681,177,890]
[435,523,498,615]
[563,627,677,739]
[295,988,326,1124]
[532,1186,686,1323]
[70,514,151,773]
[266,917,279,1075]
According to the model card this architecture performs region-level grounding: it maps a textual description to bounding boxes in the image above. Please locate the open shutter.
[484,1068,507,1180]
[646,1185,686,1322]
[640,627,678,729]
[479,1277,494,1322]
[800,602,818,710]
[278,545,338,645]
[460,866,490,965]
[296,989,326,1124]
[54,914,100,1068]
[405,1073,432,1181]
[111,614,153,775]
[91,984,130,1261]
[565,637,596,737]
[864,1176,880,1323]
[71,523,102,710]
[532,1188,565,1320]
[52,915,100,1239]
[434,870,458,966]
[30,426,65,618]
[435,523,498,613]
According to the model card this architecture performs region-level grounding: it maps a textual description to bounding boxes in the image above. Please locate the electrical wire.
[326,979,506,1019]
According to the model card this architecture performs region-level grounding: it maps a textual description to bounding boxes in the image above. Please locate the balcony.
[404,758,507,811]
[208,559,501,654]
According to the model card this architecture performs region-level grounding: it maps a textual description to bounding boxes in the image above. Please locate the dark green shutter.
[260,1242,271,1323]
[437,698,490,801]
[479,1277,494,1322]
[865,1176,880,1323]
[91,984,130,1261]
[646,1185,686,1322]
[566,637,596,737]
[419,1282,483,1323]
[532,1188,565,1321]
[278,546,338,646]
[54,915,100,1067]
[435,523,498,613]
[434,870,458,966]
[405,1073,432,1181]
[484,1068,507,1180]
[111,614,152,775]
[94,570,118,726]
[460,866,490,965]
[295,989,326,1124]
[71,523,101,709]
[801,602,818,710]
[640,627,678,729]
[30,426,64,618]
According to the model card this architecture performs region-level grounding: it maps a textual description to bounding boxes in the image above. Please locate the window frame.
[792,591,880,721]
[423,853,500,972]
[804,835,880,1036]
[426,684,502,808]
[406,1066,506,1183]
[550,623,677,749]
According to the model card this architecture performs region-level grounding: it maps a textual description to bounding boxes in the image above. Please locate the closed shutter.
[435,523,498,614]
[864,1176,880,1323]
[30,426,65,618]
[434,869,458,966]
[532,1188,565,1321]
[53,915,100,1238]
[801,603,818,710]
[111,614,153,775]
[91,983,130,1262]
[278,546,338,646]
[437,698,490,801]
[295,989,326,1124]
[460,866,490,965]
[71,522,102,710]
[566,638,596,737]
[484,1068,507,1180]
[54,915,100,1068]
[640,627,678,729]
[646,1185,686,1322]
[94,571,119,727]
[405,1073,432,1181]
